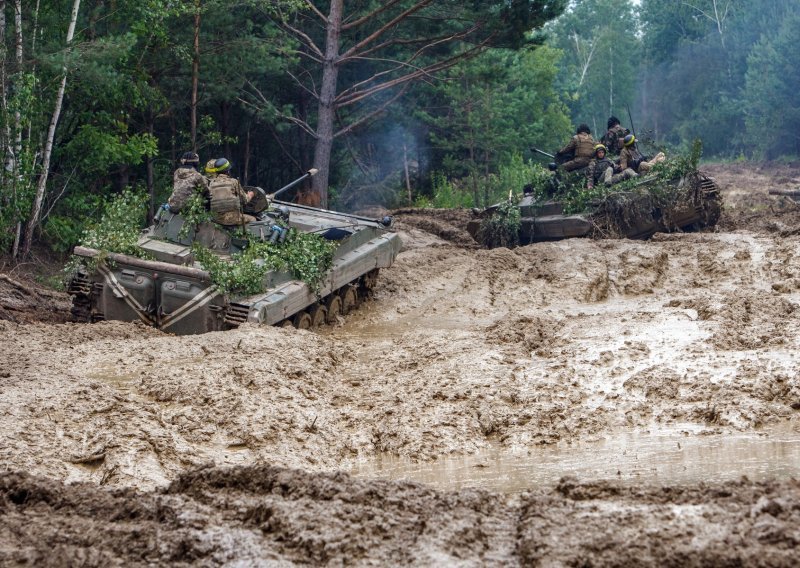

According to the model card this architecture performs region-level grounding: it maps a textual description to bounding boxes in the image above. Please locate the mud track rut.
[2,164,800,565]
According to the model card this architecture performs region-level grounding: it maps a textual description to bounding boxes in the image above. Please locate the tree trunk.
[608,45,613,116]
[0,0,8,196]
[191,0,200,151]
[13,0,21,156]
[146,118,155,222]
[311,0,343,209]
[243,127,250,186]
[221,101,231,160]
[21,0,80,256]
[403,143,411,205]
[10,0,22,258]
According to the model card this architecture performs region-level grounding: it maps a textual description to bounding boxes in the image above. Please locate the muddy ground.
[1,162,800,565]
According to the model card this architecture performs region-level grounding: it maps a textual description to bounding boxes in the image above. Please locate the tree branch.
[339,0,434,61]
[303,0,328,23]
[342,0,405,30]
[336,40,489,108]
[280,20,324,59]
[339,33,455,63]
[334,84,409,138]
[338,27,481,100]
[268,123,303,171]
[280,114,318,139]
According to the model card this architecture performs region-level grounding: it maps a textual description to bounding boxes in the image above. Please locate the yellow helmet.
[593,144,607,156]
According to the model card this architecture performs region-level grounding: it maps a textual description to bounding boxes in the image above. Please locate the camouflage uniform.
[586,156,614,189]
[168,167,209,212]
[619,144,644,172]
[601,125,627,155]
[603,166,638,185]
[620,145,665,174]
[209,173,256,226]
[557,132,595,171]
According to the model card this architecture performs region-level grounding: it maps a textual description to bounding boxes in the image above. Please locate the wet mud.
[2,162,800,564]
[2,468,799,566]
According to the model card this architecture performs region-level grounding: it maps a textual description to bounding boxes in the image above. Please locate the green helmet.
[593,144,607,156]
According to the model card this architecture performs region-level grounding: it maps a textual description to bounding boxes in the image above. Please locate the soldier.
[206,157,256,226]
[167,152,209,213]
[619,134,665,174]
[205,159,219,180]
[601,116,628,156]
[587,143,638,189]
[556,124,595,172]
[586,144,614,189]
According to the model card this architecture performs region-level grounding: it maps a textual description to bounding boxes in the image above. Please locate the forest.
[1,0,798,258]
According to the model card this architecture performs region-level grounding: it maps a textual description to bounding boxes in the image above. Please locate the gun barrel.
[531,147,555,159]
[271,168,319,199]
[768,188,800,197]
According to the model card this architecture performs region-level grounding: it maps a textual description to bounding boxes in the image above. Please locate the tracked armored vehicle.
[68,172,401,335]
[468,167,722,247]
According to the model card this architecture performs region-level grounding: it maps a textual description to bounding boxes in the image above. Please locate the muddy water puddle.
[351,425,800,492]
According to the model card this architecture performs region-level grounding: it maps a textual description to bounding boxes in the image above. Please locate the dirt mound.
[2,467,799,566]
[391,207,478,248]
[705,161,800,234]
[0,273,70,324]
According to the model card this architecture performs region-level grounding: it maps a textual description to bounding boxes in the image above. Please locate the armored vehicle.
[468,165,722,247]
[68,171,401,335]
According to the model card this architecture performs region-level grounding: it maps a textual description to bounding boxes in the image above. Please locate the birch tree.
[547,0,640,135]
[21,0,79,256]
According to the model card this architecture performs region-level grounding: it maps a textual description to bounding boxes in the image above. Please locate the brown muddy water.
[351,424,800,492]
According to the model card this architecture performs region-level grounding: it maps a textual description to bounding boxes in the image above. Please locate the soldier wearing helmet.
[556,124,595,172]
[601,116,629,156]
[206,157,257,226]
[587,143,639,189]
[167,151,210,213]
[619,135,665,174]
[586,144,614,189]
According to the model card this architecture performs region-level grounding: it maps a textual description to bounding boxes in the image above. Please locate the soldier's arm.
[618,151,628,171]
[557,136,576,156]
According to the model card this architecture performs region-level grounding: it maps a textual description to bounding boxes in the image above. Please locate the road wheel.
[341,284,358,315]
[309,305,327,328]
[325,295,342,324]
[360,268,379,294]
[279,319,294,328]
[293,311,312,330]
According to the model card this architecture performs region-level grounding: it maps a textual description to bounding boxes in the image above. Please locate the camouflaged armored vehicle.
[68,171,401,334]
[468,162,722,247]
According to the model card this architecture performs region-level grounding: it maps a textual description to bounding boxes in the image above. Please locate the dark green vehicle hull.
[467,173,722,246]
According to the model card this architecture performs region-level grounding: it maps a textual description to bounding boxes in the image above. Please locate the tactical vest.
[575,133,595,159]
[589,157,614,185]
[209,175,243,220]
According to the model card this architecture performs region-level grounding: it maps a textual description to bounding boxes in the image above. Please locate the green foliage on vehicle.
[553,140,703,215]
[476,198,521,249]
[177,192,213,239]
[191,230,337,296]
[80,189,151,257]
[63,188,152,282]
